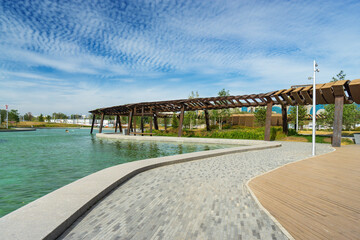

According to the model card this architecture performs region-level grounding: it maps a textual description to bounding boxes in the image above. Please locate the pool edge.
[0,138,280,240]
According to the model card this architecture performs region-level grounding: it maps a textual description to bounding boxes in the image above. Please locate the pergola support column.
[115,115,119,133]
[154,113,159,130]
[178,105,185,137]
[332,96,344,147]
[141,107,144,134]
[118,115,122,133]
[282,105,288,135]
[204,109,210,131]
[264,102,273,141]
[90,114,96,134]
[99,113,104,133]
[149,107,153,133]
[133,107,138,133]
[164,117,167,131]
[127,110,133,135]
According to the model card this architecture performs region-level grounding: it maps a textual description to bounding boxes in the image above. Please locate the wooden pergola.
[89,79,360,147]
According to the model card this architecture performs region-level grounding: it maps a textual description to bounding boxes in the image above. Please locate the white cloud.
[0,0,359,114]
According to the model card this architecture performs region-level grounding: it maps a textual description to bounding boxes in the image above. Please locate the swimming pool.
[0,128,231,217]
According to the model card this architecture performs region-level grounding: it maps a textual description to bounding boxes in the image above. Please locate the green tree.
[331,70,346,82]
[322,71,360,130]
[216,88,231,130]
[320,103,360,130]
[289,105,307,129]
[254,107,267,127]
[171,113,179,129]
[52,112,68,119]
[38,114,44,122]
[24,112,33,121]
[184,91,199,129]
[0,109,6,123]
[8,110,20,122]
[46,115,52,122]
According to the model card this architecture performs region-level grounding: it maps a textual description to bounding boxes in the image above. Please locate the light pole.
[296,105,299,132]
[311,61,320,156]
[6,105,9,129]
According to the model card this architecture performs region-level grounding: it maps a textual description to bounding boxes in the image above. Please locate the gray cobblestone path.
[59,142,332,240]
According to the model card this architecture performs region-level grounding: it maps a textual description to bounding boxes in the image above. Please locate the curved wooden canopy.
[89,79,360,116]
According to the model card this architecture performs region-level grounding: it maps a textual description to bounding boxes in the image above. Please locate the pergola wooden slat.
[90,79,360,147]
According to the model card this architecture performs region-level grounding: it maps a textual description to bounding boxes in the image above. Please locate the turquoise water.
[0,129,231,217]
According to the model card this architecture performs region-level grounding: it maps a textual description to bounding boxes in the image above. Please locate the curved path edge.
[0,135,280,240]
[246,146,336,240]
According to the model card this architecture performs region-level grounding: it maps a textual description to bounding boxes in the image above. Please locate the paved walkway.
[59,142,332,240]
[249,145,360,240]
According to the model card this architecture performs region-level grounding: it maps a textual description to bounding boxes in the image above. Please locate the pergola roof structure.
[90,79,360,147]
[90,79,360,116]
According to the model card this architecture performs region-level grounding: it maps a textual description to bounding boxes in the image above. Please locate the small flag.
[5,105,8,110]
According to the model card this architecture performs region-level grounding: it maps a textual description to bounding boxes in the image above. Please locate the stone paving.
[59,142,333,240]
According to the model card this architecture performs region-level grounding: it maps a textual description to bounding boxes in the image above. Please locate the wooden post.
[282,105,288,135]
[127,110,133,135]
[164,117,167,131]
[264,102,273,141]
[141,106,144,134]
[90,114,96,134]
[133,107,137,134]
[115,115,118,133]
[99,113,104,133]
[178,105,185,137]
[204,109,210,131]
[118,115,122,132]
[149,108,153,133]
[154,113,159,130]
[332,96,344,147]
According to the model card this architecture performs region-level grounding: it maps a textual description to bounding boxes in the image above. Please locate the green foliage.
[24,112,33,121]
[9,110,20,122]
[154,127,265,140]
[52,112,68,119]
[70,114,82,119]
[289,105,307,129]
[121,116,128,124]
[319,103,360,130]
[254,107,266,127]
[171,113,179,129]
[332,70,346,82]
[183,91,200,129]
[209,88,231,130]
[0,109,6,123]
[287,129,297,136]
[0,109,20,123]
[38,114,44,122]
[341,138,354,145]
[46,115,51,122]
[189,91,199,99]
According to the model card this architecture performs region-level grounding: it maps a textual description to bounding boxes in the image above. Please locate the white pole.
[312,60,317,156]
[6,106,9,129]
[296,105,299,132]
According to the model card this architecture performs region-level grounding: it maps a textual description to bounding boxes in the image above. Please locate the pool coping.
[0,135,280,240]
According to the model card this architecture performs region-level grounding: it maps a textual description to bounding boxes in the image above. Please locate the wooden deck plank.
[249,145,360,240]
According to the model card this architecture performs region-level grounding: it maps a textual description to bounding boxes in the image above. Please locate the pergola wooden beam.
[90,114,96,134]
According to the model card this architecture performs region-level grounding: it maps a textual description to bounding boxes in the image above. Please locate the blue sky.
[1,0,360,115]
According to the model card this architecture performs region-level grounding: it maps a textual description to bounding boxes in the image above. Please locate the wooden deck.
[249,145,360,240]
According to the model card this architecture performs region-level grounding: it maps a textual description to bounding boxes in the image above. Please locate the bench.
[130,132,155,136]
